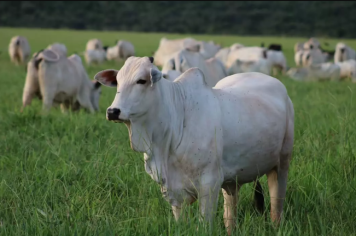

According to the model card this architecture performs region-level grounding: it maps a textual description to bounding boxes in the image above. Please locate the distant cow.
[8,36,31,65]
[22,49,101,113]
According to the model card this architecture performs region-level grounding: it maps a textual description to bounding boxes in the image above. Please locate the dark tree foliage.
[1,1,355,38]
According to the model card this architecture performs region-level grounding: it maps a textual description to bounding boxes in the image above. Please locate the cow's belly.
[53,91,74,103]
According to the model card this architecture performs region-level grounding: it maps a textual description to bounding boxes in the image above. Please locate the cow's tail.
[254,180,265,214]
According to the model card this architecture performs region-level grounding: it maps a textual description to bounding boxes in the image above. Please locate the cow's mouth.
[106,115,127,123]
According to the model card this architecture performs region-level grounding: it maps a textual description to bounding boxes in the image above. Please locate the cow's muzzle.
[106,107,122,122]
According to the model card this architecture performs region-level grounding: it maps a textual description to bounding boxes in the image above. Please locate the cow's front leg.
[198,179,222,230]
[171,205,181,221]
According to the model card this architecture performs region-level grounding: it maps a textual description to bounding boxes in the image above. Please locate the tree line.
[1,1,355,38]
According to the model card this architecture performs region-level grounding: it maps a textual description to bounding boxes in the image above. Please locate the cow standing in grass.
[95,56,294,235]
[8,36,31,66]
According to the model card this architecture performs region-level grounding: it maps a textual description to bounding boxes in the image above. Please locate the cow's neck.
[126,79,185,185]
[127,79,185,156]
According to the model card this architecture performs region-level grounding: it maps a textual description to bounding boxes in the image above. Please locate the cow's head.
[94,56,162,122]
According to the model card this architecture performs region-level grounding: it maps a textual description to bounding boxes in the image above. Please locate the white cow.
[8,36,31,65]
[214,47,231,66]
[94,56,294,235]
[84,49,107,65]
[303,37,321,50]
[153,37,200,67]
[226,47,267,68]
[162,49,227,87]
[22,49,101,113]
[294,42,304,53]
[335,59,356,80]
[230,43,245,51]
[199,41,221,59]
[294,50,304,66]
[104,40,135,62]
[301,49,328,66]
[334,42,356,63]
[267,50,288,75]
[86,38,103,51]
[287,62,341,82]
[227,58,272,76]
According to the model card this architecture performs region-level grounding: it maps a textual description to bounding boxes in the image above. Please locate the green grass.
[0,27,356,235]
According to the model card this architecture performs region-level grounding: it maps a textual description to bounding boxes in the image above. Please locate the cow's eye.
[137,79,147,84]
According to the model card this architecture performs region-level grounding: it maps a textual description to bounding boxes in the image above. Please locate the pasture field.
[0,27,356,235]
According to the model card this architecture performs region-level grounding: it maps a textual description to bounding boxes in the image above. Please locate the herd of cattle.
[5,34,352,234]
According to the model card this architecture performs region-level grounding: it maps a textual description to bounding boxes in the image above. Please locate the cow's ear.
[149,68,162,87]
[94,69,119,87]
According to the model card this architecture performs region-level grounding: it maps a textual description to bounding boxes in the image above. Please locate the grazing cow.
[162,48,227,87]
[22,49,101,113]
[153,37,201,67]
[84,49,107,65]
[226,47,267,68]
[86,39,103,51]
[294,42,304,53]
[8,36,31,65]
[334,42,356,63]
[267,50,287,75]
[287,62,341,82]
[227,58,272,76]
[303,37,321,50]
[302,49,328,66]
[105,40,135,62]
[214,47,232,66]
[294,50,304,66]
[335,59,356,80]
[94,56,294,235]
[199,41,221,59]
[230,43,245,51]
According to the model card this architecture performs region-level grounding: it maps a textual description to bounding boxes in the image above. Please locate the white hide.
[84,49,107,65]
[94,56,294,232]
[199,41,221,59]
[227,58,272,76]
[47,43,68,58]
[287,62,341,82]
[266,50,287,75]
[153,37,200,67]
[163,49,227,87]
[335,59,356,80]
[301,49,328,66]
[294,42,304,53]
[22,49,101,113]
[86,38,103,51]
[334,42,356,63]
[214,47,231,67]
[8,36,31,65]
[226,47,267,68]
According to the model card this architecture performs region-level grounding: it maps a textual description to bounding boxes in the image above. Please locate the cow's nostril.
[112,108,120,115]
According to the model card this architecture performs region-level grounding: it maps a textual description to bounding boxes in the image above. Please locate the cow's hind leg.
[222,183,240,236]
[267,112,293,224]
